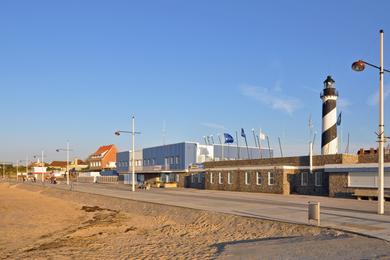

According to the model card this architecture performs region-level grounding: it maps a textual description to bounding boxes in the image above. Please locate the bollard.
[308,201,320,226]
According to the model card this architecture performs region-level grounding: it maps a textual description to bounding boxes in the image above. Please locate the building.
[49,161,67,171]
[69,159,89,172]
[116,150,143,174]
[133,141,272,185]
[184,151,390,199]
[30,160,47,180]
[88,144,117,171]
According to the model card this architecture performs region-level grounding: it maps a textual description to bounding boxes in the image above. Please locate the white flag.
[259,130,266,140]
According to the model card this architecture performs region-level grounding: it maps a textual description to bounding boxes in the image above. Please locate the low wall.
[96,176,118,184]
[76,176,95,183]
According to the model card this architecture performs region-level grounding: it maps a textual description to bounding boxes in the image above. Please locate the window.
[256,172,262,185]
[268,172,275,185]
[301,172,308,186]
[170,157,174,164]
[175,156,179,164]
[176,174,180,182]
[227,172,232,184]
[165,157,169,166]
[191,173,195,183]
[245,172,249,185]
[315,172,322,186]
[152,158,155,165]
[210,172,214,183]
[218,172,222,184]
[198,173,202,183]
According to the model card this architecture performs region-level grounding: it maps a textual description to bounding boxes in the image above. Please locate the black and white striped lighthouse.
[321,75,338,155]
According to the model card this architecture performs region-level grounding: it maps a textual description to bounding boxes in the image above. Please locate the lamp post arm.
[362,60,390,73]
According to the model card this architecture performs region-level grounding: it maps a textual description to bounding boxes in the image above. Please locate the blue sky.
[1,0,389,162]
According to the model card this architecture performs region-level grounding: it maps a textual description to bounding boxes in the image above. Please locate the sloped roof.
[91,144,115,157]
[50,161,67,167]
[76,159,86,165]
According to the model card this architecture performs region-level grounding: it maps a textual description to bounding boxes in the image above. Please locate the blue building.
[116,141,273,184]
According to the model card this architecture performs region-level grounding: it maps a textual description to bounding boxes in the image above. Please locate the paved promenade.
[21,181,390,241]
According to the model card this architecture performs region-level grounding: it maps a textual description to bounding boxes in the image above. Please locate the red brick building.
[88,144,117,170]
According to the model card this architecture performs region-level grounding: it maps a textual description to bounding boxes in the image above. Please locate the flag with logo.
[224,133,234,144]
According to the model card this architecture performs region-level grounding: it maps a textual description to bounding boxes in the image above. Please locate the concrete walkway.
[20,181,390,241]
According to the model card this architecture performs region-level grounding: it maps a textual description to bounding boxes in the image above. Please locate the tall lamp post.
[352,29,389,214]
[56,141,72,185]
[115,116,141,192]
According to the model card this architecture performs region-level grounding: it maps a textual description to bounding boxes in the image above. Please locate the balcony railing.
[320,88,339,98]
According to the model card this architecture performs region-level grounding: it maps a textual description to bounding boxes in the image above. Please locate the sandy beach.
[1,183,389,259]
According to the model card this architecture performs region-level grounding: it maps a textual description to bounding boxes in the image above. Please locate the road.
[16,180,390,241]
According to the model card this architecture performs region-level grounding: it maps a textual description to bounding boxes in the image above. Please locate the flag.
[337,112,342,126]
[259,130,266,140]
[241,128,246,138]
[224,133,234,144]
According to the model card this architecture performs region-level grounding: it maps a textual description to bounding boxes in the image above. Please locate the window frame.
[268,172,275,186]
[256,171,262,185]
[301,172,308,186]
[227,172,232,185]
[218,172,222,184]
[245,172,249,185]
[210,172,214,184]
[315,172,322,187]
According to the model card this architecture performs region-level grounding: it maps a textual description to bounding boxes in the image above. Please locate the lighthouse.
[321,75,338,155]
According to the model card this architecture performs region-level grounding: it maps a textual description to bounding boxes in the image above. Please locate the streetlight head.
[115,131,120,136]
[352,60,365,72]
[56,149,60,152]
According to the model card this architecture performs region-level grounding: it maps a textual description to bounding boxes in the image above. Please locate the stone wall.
[328,172,390,198]
[204,169,286,194]
[177,172,205,189]
[289,170,329,196]
[204,154,358,168]
[358,154,390,163]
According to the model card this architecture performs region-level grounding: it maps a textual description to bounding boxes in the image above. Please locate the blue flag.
[224,133,234,144]
[337,112,342,126]
[241,128,246,138]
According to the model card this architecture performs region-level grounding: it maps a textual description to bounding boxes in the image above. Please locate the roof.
[50,161,67,167]
[91,144,115,158]
[75,159,86,165]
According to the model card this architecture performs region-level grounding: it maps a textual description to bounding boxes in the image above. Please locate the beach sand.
[1,183,389,259]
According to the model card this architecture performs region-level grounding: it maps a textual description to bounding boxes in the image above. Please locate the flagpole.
[245,137,250,159]
[222,141,224,161]
[266,135,272,158]
[236,131,240,159]
[278,137,283,157]
[256,135,262,159]
[252,129,258,147]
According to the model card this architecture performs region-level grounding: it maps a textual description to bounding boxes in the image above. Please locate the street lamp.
[352,29,388,214]
[115,116,141,192]
[56,141,72,185]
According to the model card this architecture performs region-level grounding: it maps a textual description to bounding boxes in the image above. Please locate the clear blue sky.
[1,0,389,162]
